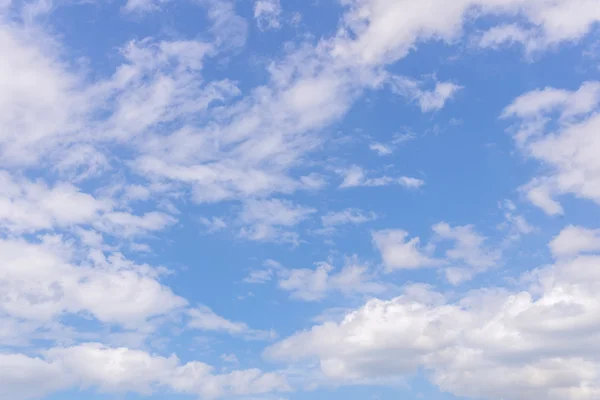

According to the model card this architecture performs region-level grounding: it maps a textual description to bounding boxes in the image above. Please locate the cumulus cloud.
[372,223,500,284]
[266,243,600,399]
[372,229,440,271]
[549,225,600,258]
[503,81,600,214]
[1,343,290,400]
[0,236,187,350]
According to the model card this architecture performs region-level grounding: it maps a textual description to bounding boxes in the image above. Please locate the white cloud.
[278,259,387,302]
[0,235,187,346]
[123,0,169,13]
[221,353,239,364]
[503,81,600,213]
[331,0,600,66]
[254,0,281,31]
[318,208,378,235]
[2,1,600,399]
[433,222,501,284]
[369,142,393,155]
[549,225,600,258]
[390,76,463,112]
[0,343,290,400]
[188,306,274,340]
[188,306,250,335]
[0,353,70,400]
[372,229,440,271]
[199,216,228,232]
[497,199,535,242]
[244,259,284,284]
[338,165,424,189]
[267,249,600,399]
[369,132,416,156]
[372,223,499,283]
[0,171,175,237]
[238,198,316,243]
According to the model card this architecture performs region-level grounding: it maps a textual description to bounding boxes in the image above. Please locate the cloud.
[372,229,440,271]
[2,1,600,399]
[322,209,378,227]
[432,222,501,285]
[0,171,175,237]
[549,225,600,258]
[503,81,600,214]
[278,259,387,302]
[198,216,228,232]
[338,165,424,189]
[245,258,387,302]
[0,343,290,400]
[266,246,600,399]
[244,259,284,284]
[123,0,169,13]
[497,199,535,243]
[318,208,378,235]
[254,0,281,31]
[238,198,316,243]
[368,142,393,156]
[0,236,187,342]
[369,132,415,156]
[372,223,500,283]
[0,353,70,400]
[188,306,274,340]
[389,76,462,112]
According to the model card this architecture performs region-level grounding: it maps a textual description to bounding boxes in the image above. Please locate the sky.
[1,0,600,399]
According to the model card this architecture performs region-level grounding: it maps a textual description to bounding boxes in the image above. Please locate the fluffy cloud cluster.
[267,226,600,399]
[1,343,289,400]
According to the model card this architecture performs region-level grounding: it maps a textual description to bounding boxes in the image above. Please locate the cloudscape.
[1,1,600,399]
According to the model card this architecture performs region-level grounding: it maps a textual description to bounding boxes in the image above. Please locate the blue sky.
[1,0,600,399]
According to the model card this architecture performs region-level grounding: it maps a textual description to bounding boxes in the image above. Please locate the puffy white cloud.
[332,0,600,66]
[0,353,70,400]
[0,343,290,400]
[0,236,186,335]
[267,245,600,399]
[372,223,500,283]
[549,225,600,258]
[504,81,600,213]
[372,229,440,271]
